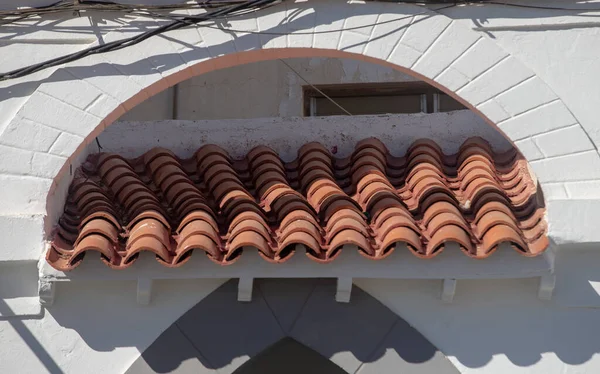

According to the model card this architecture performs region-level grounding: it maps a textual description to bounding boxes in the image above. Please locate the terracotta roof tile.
[46,137,548,271]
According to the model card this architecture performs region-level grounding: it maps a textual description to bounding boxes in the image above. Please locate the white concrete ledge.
[39,242,552,282]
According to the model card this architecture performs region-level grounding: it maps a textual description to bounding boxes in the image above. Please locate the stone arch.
[1,0,597,235]
[125,279,460,374]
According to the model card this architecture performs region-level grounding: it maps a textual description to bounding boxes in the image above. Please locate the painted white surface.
[120,57,417,121]
[39,243,552,282]
[0,277,228,374]
[1,247,600,374]
[1,1,600,373]
[356,275,600,374]
[440,2,600,146]
[95,112,510,159]
[0,0,599,264]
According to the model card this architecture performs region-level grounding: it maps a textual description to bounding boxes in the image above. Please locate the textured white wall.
[2,0,600,264]
[1,2,600,373]
[0,277,228,374]
[96,113,510,160]
[2,247,600,374]
[357,274,600,374]
[120,57,417,121]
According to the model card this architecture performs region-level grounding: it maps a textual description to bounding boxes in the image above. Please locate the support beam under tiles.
[336,277,353,303]
[38,280,55,306]
[137,278,153,305]
[441,279,457,303]
[538,273,556,301]
[238,277,254,302]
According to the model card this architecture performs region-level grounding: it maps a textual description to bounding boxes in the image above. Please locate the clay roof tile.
[47,137,548,271]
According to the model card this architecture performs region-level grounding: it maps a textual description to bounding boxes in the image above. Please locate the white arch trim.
[1,0,599,260]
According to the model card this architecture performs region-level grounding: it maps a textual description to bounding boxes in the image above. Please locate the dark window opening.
[303,82,466,116]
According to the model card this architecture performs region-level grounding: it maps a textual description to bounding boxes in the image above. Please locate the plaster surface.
[1,2,600,373]
[125,279,460,374]
[2,0,600,263]
[97,112,510,160]
[120,57,418,121]
[2,252,600,374]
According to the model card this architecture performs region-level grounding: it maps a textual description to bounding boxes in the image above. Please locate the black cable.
[0,0,264,26]
[379,0,600,11]
[0,0,280,81]
[485,1,600,11]
[199,4,456,35]
[1,0,599,81]
[3,0,598,23]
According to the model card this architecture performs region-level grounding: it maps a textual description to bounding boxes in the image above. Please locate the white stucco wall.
[2,0,600,262]
[2,1,600,373]
[2,246,600,374]
[95,112,509,159]
[119,57,418,121]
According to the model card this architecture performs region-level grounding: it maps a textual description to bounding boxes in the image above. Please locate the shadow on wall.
[42,275,600,373]
[5,0,581,101]
[439,2,600,38]
[231,337,349,374]
[5,0,596,131]
[2,1,600,370]
[1,0,597,41]
[0,300,65,374]
[2,0,598,108]
[123,278,460,374]
[1,3,417,101]
[357,276,600,370]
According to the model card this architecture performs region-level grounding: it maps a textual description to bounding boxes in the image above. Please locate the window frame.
[302,82,464,116]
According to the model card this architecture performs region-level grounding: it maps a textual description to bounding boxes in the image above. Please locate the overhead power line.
[1,0,599,81]
[0,0,281,81]
[278,58,353,116]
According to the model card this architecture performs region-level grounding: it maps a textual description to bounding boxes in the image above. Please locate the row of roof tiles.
[47,137,548,271]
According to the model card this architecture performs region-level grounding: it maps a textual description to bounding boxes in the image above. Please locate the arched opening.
[233,337,347,374]
[0,0,594,264]
[38,34,579,240]
[41,43,567,230]
[44,53,548,271]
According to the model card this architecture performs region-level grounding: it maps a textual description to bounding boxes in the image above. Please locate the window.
[303,82,466,117]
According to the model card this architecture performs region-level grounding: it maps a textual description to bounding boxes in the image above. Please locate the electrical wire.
[0,0,446,81]
[0,1,274,26]
[200,4,456,35]
[278,58,353,116]
[3,0,598,27]
[1,0,599,81]
[2,0,599,22]
[377,0,600,11]
[481,1,600,11]
[0,0,281,81]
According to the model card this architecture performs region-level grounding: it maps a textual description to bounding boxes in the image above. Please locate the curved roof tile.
[46,137,548,271]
